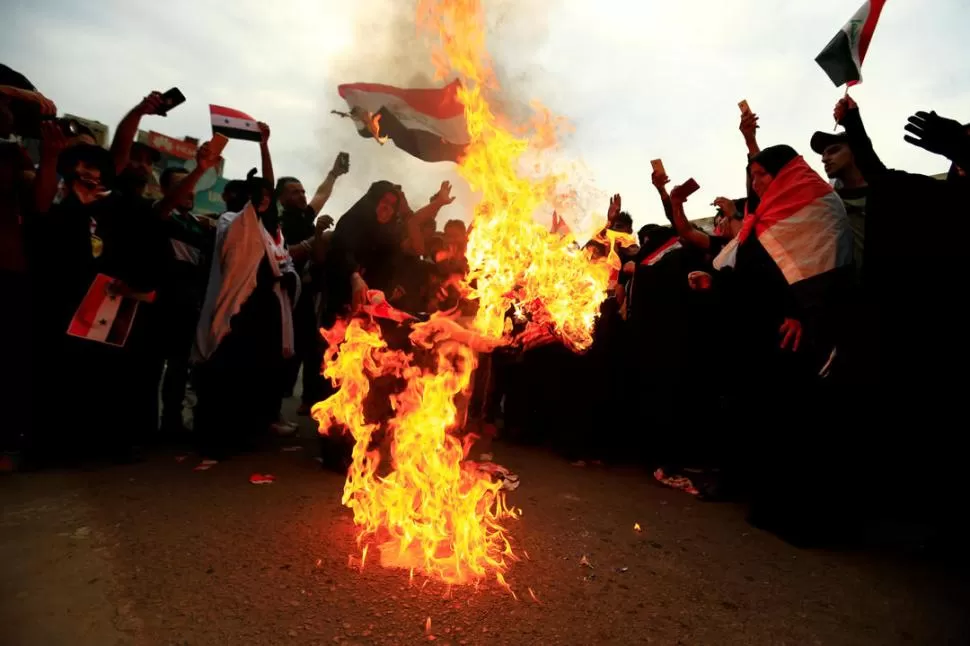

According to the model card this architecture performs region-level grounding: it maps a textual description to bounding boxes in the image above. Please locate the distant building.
[136,130,228,214]
[64,114,109,147]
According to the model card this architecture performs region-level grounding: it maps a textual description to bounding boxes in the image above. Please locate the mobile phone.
[650,159,665,175]
[208,133,229,157]
[738,100,752,115]
[337,151,350,173]
[680,178,700,198]
[158,87,186,116]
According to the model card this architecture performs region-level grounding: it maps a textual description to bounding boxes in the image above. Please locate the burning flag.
[815,0,888,87]
[312,318,518,587]
[335,80,469,163]
[314,0,620,593]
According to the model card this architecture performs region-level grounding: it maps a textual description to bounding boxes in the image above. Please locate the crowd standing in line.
[2,61,969,546]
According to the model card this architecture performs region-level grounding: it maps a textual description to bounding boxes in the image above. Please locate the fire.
[312,318,518,587]
[418,0,613,351]
[313,0,619,592]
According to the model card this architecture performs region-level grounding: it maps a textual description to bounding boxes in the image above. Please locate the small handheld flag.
[209,104,261,141]
[815,0,887,87]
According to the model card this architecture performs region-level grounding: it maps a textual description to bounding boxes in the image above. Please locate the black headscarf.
[749,145,799,177]
[746,145,800,213]
[323,181,406,321]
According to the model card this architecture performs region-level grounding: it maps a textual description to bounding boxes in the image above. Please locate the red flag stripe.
[856,0,886,65]
[209,104,256,121]
[338,80,465,120]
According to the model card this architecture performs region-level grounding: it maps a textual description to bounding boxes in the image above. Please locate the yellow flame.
[312,319,518,586]
[418,0,612,351]
[313,0,621,592]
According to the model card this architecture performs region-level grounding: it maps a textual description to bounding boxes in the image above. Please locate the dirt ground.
[2,412,968,646]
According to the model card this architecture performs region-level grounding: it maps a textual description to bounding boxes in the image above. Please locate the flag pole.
[833,85,850,132]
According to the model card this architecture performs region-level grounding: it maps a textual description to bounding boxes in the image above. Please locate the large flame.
[418,0,612,352]
[313,318,518,588]
[314,0,619,591]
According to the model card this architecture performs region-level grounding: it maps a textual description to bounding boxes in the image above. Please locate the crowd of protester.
[3,60,969,546]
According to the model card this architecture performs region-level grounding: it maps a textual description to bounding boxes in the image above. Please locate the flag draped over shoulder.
[336,80,469,163]
[210,104,261,141]
[736,156,853,287]
[815,0,887,87]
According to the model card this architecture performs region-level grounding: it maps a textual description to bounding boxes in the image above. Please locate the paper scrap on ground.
[193,459,218,471]
[653,468,699,496]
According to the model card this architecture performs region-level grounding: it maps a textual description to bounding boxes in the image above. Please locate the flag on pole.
[335,80,469,163]
[210,104,261,141]
[815,0,887,87]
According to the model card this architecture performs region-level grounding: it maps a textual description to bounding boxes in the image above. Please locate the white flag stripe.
[843,2,872,70]
[758,192,852,285]
[209,114,259,133]
[340,88,470,145]
[86,293,123,343]
[171,238,203,265]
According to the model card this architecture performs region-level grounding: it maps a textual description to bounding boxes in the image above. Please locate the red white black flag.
[67,274,155,347]
[210,104,261,141]
[815,0,887,87]
[335,80,469,163]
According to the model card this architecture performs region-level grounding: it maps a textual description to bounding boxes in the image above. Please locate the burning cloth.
[335,80,470,163]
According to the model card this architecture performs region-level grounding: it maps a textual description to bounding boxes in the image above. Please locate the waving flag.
[335,80,469,163]
[210,104,261,141]
[815,0,888,87]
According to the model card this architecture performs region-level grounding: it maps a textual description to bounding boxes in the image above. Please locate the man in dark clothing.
[31,143,174,463]
[832,99,970,533]
[275,153,349,413]
[811,116,868,281]
[153,166,216,433]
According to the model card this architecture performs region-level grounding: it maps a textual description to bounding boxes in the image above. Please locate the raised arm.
[651,170,674,225]
[308,152,350,216]
[33,121,68,214]
[903,109,970,173]
[740,110,761,159]
[835,97,887,182]
[110,91,164,175]
[406,181,454,257]
[668,184,711,250]
[257,122,274,188]
[153,142,220,219]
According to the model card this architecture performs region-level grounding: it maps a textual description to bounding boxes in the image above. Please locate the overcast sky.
[3,0,967,231]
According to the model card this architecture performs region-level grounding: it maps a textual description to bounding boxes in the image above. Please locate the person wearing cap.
[810,111,868,281]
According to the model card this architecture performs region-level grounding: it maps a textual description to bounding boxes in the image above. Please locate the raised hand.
[739,111,760,140]
[712,197,738,219]
[196,141,220,171]
[136,91,166,116]
[904,110,969,161]
[651,171,670,191]
[258,121,271,144]
[608,193,621,221]
[39,120,69,158]
[432,180,455,206]
[833,96,858,125]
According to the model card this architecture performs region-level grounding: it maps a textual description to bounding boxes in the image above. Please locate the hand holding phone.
[738,99,752,115]
[650,159,666,175]
[157,87,186,116]
[670,178,700,202]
